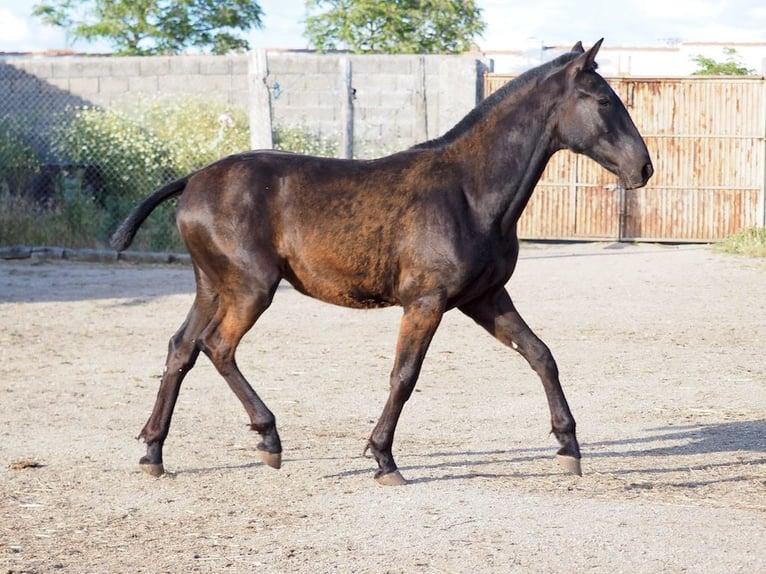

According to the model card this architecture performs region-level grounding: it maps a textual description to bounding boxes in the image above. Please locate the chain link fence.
[0,60,260,250]
[0,68,350,250]
[1,63,89,202]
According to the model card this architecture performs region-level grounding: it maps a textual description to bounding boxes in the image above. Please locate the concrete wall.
[1,51,489,159]
[264,52,488,156]
[1,54,251,108]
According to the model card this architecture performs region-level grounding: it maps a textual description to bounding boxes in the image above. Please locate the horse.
[111,39,653,485]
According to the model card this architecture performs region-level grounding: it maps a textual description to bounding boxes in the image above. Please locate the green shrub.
[0,119,41,196]
[126,97,251,174]
[45,106,183,251]
[51,106,175,205]
[1,101,344,252]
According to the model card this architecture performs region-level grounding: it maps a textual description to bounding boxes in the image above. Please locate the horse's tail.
[110,176,189,252]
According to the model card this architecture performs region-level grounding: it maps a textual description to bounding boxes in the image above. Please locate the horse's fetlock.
[551,419,576,436]
[250,415,276,436]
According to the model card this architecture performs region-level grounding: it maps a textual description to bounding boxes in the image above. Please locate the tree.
[691,47,755,76]
[32,0,264,55]
[304,0,486,54]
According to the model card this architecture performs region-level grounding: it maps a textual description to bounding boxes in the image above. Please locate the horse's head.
[552,39,653,190]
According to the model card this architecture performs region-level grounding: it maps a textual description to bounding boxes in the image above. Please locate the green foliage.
[305,0,486,54]
[127,97,251,173]
[691,48,755,76]
[0,119,41,196]
[18,106,179,250]
[1,98,342,251]
[46,99,254,251]
[32,0,264,55]
[714,227,766,258]
[52,106,174,204]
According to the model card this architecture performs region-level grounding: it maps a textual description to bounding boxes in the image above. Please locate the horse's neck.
[455,90,559,236]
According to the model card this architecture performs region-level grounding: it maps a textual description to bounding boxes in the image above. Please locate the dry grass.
[714,226,766,258]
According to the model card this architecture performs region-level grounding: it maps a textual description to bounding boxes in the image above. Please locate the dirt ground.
[1,241,764,573]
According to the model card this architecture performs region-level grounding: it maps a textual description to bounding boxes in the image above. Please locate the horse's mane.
[412,50,582,150]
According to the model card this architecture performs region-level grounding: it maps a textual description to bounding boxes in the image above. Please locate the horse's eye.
[597,97,610,107]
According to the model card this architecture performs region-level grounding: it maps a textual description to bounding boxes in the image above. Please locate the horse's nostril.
[642,162,654,181]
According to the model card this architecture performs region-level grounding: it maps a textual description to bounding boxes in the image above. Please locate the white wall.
[484,41,766,76]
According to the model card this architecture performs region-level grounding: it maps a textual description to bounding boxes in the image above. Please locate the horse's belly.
[282,265,398,310]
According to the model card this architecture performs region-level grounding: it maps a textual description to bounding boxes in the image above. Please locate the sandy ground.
[0,241,764,573]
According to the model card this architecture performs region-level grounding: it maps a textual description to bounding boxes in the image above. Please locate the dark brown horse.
[112,39,653,485]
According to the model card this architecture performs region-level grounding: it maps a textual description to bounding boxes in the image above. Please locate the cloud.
[0,8,31,44]
[636,0,721,19]
[0,6,68,52]
[478,0,766,49]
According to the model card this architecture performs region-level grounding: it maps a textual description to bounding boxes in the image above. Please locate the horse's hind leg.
[460,287,582,476]
[196,283,283,469]
[138,281,217,476]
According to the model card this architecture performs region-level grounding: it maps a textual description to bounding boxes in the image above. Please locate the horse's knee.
[166,334,199,372]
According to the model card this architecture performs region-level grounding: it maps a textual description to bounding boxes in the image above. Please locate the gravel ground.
[1,241,764,573]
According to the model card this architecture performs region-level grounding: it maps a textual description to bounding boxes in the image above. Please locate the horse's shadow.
[320,419,766,485]
[160,420,765,485]
[587,419,765,458]
[580,419,766,488]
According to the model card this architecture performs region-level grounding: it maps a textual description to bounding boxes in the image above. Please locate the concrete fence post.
[339,57,354,159]
[761,71,766,227]
[414,56,429,143]
[249,49,273,150]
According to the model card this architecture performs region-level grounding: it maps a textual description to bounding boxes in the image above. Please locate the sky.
[1,0,766,54]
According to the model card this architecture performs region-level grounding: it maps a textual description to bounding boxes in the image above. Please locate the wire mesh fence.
[0,59,259,250]
[0,83,350,250]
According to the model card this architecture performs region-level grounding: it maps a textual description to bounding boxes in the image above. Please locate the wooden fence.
[484,73,766,242]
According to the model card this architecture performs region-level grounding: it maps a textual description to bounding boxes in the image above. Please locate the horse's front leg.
[366,293,446,485]
[460,287,582,475]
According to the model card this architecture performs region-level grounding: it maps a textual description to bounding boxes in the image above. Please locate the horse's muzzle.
[623,159,654,190]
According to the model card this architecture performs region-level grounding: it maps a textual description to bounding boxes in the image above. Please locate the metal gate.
[484,74,766,241]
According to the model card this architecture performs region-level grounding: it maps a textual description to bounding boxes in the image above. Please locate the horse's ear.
[583,38,603,70]
[565,38,603,80]
[571,41,584,54]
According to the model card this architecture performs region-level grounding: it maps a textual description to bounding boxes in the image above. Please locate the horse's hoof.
[375,470,407,486]
[140,462,165,477]
[556,454,583,476]
[258,449,282,469]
